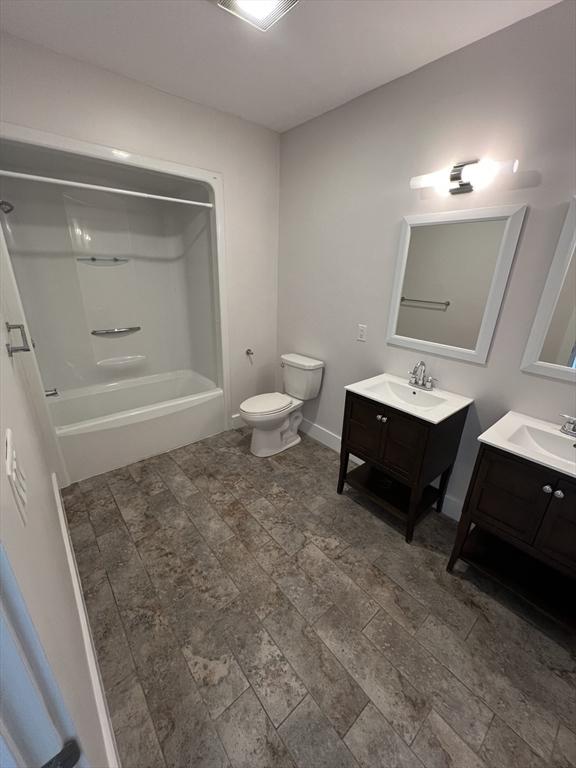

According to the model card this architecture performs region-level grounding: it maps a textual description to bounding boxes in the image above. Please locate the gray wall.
[278,1,576,518]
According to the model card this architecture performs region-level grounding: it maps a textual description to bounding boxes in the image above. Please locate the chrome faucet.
[409,360,427,388]
[560,414,576,436]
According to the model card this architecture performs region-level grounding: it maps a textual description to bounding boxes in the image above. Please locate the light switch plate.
[357,323,368,342]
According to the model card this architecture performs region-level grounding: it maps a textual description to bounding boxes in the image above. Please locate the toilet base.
[250,432,301,458]
[248,409,303,457]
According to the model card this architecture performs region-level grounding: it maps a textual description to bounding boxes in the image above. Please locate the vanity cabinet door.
[469,449,551,543]
[344,394,386,458]
[534,477,576,576]
[379,410,426,480]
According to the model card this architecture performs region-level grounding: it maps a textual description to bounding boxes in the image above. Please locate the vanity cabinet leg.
[337,449,349,494]
[447,514,472,572]
[405,486,420,543]
[436,467,453,515]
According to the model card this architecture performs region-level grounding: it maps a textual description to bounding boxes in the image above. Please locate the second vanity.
[448,412,576,580]
[337,372,472,541]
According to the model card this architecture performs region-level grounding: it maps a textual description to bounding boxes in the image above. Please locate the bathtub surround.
[278,0,576,519]
[64,429,575,768]
[0,31,280,418]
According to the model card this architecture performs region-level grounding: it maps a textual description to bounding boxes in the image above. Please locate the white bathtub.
[50,369,225,482]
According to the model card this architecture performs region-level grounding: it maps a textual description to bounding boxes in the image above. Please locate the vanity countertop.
[345,372,473,424]
[478,411,576,478]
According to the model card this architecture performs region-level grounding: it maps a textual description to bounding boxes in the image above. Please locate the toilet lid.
[240,392,292,415]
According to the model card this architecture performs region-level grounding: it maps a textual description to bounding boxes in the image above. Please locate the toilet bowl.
[240,353,324,458]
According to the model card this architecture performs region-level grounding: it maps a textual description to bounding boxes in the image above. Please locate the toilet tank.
[281,353,324,400]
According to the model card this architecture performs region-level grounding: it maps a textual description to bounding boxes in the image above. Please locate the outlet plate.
[357,323,368,342]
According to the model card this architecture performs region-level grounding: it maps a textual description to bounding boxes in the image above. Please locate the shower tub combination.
[1,133,229,482]
[49,370,223,481]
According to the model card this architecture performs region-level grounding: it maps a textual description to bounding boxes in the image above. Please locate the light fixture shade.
[410,158,519,196]
[217,0,299,30]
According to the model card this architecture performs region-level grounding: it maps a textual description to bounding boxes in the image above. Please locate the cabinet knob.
[553,489,565,499]
[376,414,382,421]
[382,416,388,422]
[542,485,553,494]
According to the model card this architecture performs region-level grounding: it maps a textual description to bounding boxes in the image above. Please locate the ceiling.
[0,0,561,132]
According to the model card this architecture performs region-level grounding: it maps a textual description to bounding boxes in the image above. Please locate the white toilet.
[240,353,324,457]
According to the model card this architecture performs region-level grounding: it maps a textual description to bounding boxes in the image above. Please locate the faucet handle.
[561,414,576,422]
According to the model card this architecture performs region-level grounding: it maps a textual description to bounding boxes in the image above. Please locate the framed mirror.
[521,197,576,382]
[387,204,526,363]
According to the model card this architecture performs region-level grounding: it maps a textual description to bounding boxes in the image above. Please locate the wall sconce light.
[410,158,519,196]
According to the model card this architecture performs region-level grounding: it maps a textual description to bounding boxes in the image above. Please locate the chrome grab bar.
[77,256,130,264]
[91,327,141,336]
[5,322,32,356]
[401,296,450,310]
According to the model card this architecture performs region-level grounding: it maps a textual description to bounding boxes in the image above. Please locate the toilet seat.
[240,392,292,415]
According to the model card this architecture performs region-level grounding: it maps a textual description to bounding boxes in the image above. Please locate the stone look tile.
[315,607,428,745]
[269,556,334,623]
[216,688,294,768]
[83,572,135,690]
[182,630,250,719]
[416,615,558,759]
[411,710,487,768]
[180,540,240,609]
[363,610,492,750]
[214,537,286,621]
[479,716,546,768]
[552,725,576,767]
[140,646,230,768]
[223,612,307,727]
[296,543,379,629]
[264,604,368,737]
[373,548,477,638]
[278,695,359,768]
[128,459,168,496]
[107,671,166,768]
[63,429,574,768]
[467,617,576,731]
[246,497,307,555]
[186,494,235,547]
[333,547,429,634]
[344,703,423,768]
[68,520,96,552]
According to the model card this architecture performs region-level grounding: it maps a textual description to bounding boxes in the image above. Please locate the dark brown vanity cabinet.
[448,445,576,580]
[337,391,469,542]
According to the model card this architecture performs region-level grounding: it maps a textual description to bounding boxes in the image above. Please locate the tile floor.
[63,429,576,768]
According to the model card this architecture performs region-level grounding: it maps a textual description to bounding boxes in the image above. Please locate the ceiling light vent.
[217,0,299,31]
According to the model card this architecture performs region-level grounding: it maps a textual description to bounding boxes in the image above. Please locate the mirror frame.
[387,204,527,364]
[521,197,576,382]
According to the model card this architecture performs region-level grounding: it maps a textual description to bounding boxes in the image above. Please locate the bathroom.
[0,1,574,767]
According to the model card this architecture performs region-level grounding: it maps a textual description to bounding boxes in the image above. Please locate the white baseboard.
[442,493,462,521]
[300,418,341,453]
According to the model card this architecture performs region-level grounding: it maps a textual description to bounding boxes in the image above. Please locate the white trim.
[387,204,527,364]
[0,121,232,437]
[441,493,462,522]
[521,197,576,383]
[52,475,121,768]
[300,417,341,453]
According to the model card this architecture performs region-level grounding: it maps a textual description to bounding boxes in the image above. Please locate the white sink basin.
[479,411,576,478]
[345,373,473,424]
